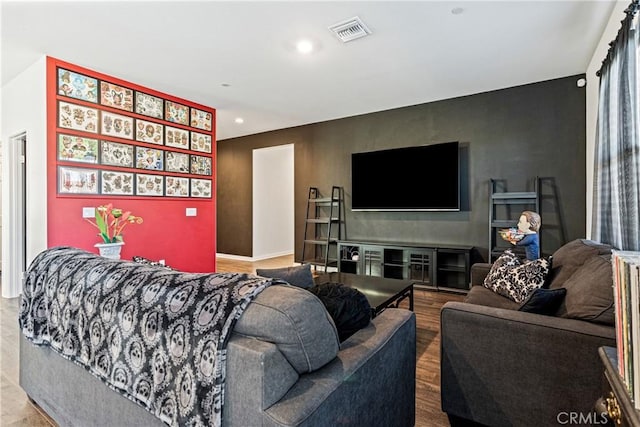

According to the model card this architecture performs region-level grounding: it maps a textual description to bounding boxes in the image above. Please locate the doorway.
[252,144,294,260]
[1,132,27,298]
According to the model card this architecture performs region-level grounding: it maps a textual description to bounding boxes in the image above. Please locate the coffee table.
[314,272,414,318]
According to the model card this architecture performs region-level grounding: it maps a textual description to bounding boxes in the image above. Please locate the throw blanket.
[19,246,278,427]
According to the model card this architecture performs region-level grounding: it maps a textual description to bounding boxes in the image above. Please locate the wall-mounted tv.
[351,141,460,211]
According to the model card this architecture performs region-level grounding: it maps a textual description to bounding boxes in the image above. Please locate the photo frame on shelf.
[58,101,98,133]
[57,68,98,103]
[190,108,213,131]
[135,119,164,145]
[165,151,190,173]
[190,131,212,153]
[165,100,189,125]
[100,82,134,112]
[135,146,164,171]
[58,166,99,194]
[136,173,164,196]
[165,176,190,197]
[100,140,134,167]
[165,126,189,149]
[100,111,134,140]
[135,91,164,119]
[190,154,212,175]
[190,178,212,198]
[101,170,134,195]
[57,134,98,164]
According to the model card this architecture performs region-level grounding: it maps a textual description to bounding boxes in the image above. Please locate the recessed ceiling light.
[451,7,464,15]
[296,39,313,54]
[235,117,244,124]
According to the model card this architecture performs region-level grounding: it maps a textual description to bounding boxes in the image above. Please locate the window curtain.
[592,1,640,251]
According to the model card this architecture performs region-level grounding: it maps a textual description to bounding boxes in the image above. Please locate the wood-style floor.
[0,255,464,426]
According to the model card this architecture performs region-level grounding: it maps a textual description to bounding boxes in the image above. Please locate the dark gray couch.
[21,277,416,426]
[440,239,616,426]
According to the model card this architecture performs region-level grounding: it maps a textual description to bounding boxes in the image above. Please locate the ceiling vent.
[328,16,371,43]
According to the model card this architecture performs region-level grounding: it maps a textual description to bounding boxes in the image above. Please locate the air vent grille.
[328,16,371,43]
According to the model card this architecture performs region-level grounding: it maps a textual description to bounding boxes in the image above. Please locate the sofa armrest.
[232,308,415,427]
[440,301,616,426]
[470,263,492,286]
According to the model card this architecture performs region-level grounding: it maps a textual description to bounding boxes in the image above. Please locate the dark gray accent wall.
[217,75,586,261]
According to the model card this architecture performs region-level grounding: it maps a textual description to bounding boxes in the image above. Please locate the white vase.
[95,242,125,260]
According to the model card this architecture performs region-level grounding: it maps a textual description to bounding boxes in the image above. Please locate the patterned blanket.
[19,246,278,427]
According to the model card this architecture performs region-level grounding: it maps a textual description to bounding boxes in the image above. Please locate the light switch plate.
[186,208,197,217]
[82,207,95,218]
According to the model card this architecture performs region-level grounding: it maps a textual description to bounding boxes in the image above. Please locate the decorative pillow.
[308,282,372,342]
[518,287,567,315]
[483,250,551,303]
[132,255,175,270]
[256,264,314,289]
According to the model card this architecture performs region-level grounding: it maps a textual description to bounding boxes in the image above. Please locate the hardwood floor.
[0,255,464,426]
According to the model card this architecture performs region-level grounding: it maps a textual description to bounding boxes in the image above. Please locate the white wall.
[585,1,629,238]
[1,55,48,298]
[252,144,294,260]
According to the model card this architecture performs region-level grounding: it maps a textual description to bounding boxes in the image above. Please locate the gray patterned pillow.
[483,250,551,303]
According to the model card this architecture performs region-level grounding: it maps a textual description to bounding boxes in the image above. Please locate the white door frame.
[2,132,27,298]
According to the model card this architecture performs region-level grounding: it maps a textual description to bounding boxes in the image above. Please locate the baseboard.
[216,251,294,262]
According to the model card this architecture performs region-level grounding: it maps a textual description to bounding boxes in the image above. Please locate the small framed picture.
[165,151,190,173]
[57,134,99,164]
[135,146,164,171]
[190,108,213,131]
[165,176,190,197]
[136,173,164,196]
[190,131,212,153]
[101,111,134,140]
[190,155,212,176]
[165,100,189,125]
[135,92,164,119]
[58,166,99,194]
[190,178,212,198]
[58,101,98,133]
[135,119,164,145]
[101,170,134,195]
[100,82,134,111]
[165,126,189,149]
[57,68,98,103]
[100,140,134,167]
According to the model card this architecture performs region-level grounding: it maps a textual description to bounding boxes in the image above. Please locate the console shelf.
[337,240,472,293]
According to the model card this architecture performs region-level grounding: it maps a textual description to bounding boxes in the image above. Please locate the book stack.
[613,249,640,409]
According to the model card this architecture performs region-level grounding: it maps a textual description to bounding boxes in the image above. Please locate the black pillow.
[518,287,567,315]
[256,264,314,289]
[308,282,371,342]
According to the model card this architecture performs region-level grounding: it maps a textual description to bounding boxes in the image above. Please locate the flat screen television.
[351,141,460,211]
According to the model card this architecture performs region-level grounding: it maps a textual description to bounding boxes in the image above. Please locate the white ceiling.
[1,1,617,141]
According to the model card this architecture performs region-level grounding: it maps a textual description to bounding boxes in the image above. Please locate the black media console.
[337,240,472,293]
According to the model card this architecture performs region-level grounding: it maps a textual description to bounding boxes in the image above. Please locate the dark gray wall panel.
[217,75,586,261]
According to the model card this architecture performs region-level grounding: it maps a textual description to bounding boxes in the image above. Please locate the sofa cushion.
[308,282,371,341]
[256,264,314,289]
[464,285,520,310]
[483,250,551,303]
[233,284,340,374]
[518,288,567,315]
[554,254,615,325]
[548,239,613,289]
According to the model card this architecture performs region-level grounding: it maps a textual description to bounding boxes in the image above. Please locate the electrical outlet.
[186,208,197,217]
[82,207,95,218]
[159,259,166,266]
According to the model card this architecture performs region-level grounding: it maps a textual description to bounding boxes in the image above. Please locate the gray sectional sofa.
[440,239,617,426]
[20,254,416,426]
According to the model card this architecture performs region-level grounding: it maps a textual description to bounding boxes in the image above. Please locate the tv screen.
[351,141,460,211]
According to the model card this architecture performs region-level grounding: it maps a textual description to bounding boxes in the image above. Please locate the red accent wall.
[46,57,216,272]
